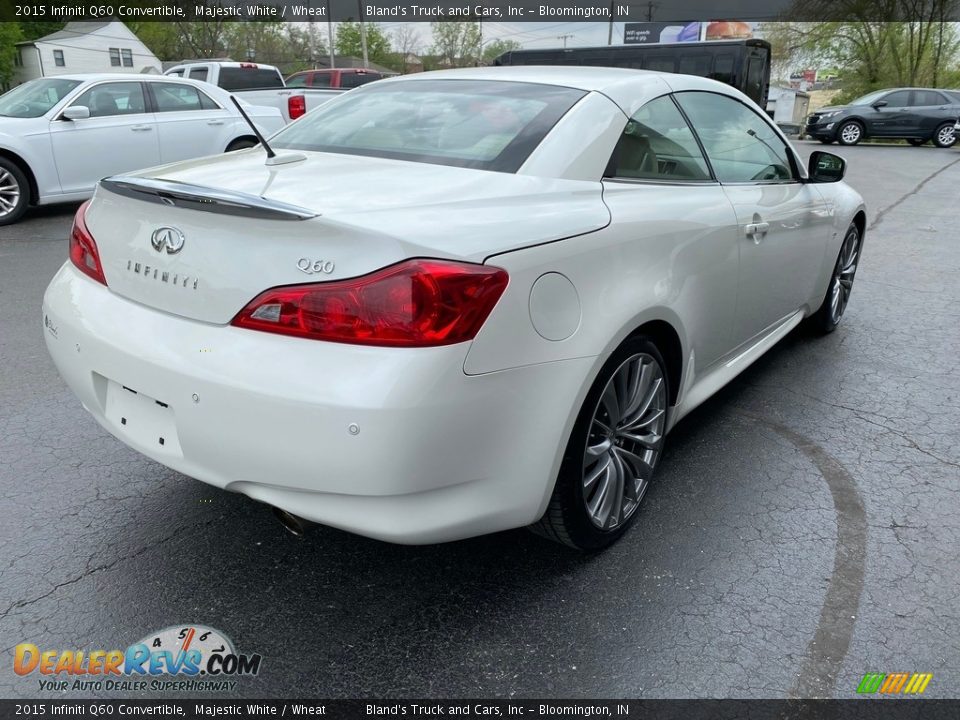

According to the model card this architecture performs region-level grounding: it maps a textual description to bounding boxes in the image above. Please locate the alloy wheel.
[936,124,956,147]
[582,353,666,531]
[829,226,861,324]
[0,168,21,219]
[840,123,862,144]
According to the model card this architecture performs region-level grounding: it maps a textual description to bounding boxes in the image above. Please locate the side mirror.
[808,151,846,183]
[62,106,90,120]
[871,100,888,109]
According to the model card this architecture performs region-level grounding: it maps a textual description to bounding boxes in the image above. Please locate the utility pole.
[646,1,656,21]
[557,33,574,48]
[358,0,369,67]
[607,0,615,45]
[326,0,334,68]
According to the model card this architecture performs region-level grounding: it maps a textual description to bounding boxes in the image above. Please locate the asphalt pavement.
[1,142,958,699]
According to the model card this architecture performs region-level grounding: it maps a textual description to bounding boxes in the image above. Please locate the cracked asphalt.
[1,142,958,700]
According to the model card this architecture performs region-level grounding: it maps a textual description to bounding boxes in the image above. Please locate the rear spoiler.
[100,176,318,221]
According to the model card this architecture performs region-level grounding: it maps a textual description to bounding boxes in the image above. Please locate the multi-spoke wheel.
[932,122,956,148]
[0,158,29,226]
[837,121,864,146]
[811,223,862,333]
[532,337,669,550]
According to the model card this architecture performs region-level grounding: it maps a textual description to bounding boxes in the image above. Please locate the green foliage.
[335,22,392,65]
[767,21,960,98]
[482,38,522,64]
[17,22,65,42]
[0,21,24,89]
[430,21,482,67]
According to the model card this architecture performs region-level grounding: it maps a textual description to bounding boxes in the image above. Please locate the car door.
[48,81,159,195]
[908,89,953,137]
[600,95,741,370]
[675,91,832,346]
[867,89,912,136]
[146,80,232,163]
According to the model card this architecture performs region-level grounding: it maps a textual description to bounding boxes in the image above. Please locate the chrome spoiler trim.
[99,176,318,221]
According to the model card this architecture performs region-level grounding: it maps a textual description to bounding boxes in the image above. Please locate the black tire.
[0,157,30,226]
[810,223,862,334]
[932,122,956,148]
[226,138,259,152]
[837,120,864,146]
[531,336,670,551]
[908,138,926,146]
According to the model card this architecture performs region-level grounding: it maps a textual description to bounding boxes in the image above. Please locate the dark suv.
[805,87,960,147]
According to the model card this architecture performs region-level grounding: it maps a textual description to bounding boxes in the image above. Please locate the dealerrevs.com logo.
[14,624,262,692]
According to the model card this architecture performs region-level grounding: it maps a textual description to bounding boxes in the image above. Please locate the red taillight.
[231,259,509,347]
[288,94,306,120]
[68,200,107,286]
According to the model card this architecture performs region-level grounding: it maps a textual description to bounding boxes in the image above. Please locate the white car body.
[42,67,866,545]
[163,61,343,124]
[0,74,283,209]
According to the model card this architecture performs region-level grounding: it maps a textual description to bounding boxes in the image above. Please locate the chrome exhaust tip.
[273,507,312,538]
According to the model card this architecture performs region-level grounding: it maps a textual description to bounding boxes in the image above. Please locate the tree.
[482,38,522,64]
[389,23,422,72]
[0,22,24,89]
[335,22,392,66]
[430,21,482,67]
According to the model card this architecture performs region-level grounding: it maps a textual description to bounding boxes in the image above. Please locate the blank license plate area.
[104,380,183,457]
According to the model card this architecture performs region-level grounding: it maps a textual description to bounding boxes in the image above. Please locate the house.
[311,55,398,75]
[13,21,161,85]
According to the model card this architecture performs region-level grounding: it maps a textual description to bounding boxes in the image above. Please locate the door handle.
[207,120,225,126]
[130,125,153,132]
[744,221,770,242]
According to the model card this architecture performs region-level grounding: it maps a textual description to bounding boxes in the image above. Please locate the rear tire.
[531,336,669,551]
[837,121,864,146]
[226,138,259,152]
[0,157,30,226]
[932,122,956,148]
[810,223,862,334]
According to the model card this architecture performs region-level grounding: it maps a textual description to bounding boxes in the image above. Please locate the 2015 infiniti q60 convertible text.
[42,67,866,550]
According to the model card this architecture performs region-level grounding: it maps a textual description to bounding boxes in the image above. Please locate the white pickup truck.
[164,61,342,123]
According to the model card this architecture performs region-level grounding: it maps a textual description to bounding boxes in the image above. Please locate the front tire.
[0,157,30,226]
[837,121,864,146]
[811,223,862,334]
[531,337,669,550]
[932,122,956,148]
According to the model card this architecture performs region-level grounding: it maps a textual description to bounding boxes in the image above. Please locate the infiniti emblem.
[150,226,185,255]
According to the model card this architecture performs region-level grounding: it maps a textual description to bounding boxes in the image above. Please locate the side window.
[72,82,146,117]
[151,82,216,112]
[311,73,332,88]
[166,69,184,77]
[286,74,308,87]
[188,67,209,83]
[710,54,734,84]
[911,90,947,106]
[675,91,794,183]
[606,95,711,182]
[883,90,911,107]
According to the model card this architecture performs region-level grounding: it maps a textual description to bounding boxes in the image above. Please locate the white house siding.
[12,21,161,85]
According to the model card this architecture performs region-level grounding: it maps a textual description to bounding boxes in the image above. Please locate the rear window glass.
[340,72,381,88]
[218,67,284,91]
[271,79,586,173]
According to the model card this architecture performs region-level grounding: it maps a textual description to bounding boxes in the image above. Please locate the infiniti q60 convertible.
[42,67,865,550]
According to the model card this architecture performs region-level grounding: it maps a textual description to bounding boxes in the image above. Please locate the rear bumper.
[42,263,595,544]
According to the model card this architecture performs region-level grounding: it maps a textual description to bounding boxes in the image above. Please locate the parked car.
[286,67,397,89]
[164,62,342,123]
[42,67,865,550]
[0,74,284,226]
[804,87,960,147]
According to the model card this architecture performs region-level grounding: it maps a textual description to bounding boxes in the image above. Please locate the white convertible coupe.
[42,67,865,550]
[0,74,284,225]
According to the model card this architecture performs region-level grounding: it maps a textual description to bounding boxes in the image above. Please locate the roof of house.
[16,21,113,45]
